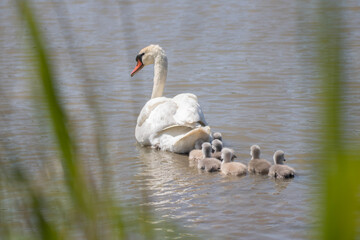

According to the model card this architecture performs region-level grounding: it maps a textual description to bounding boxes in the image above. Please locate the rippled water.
[1,0,359,239]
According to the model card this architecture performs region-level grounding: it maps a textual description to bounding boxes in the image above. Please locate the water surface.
[1,0,359,239]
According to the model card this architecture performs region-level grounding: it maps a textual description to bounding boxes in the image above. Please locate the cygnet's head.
[212,132,222,141]
[194,139,205,150]
[250,145,261,159]
[131,45,167,77]
[202,142,212,158]
[221,148,233,163]
[273,150,286,164]
[212,139,223,152]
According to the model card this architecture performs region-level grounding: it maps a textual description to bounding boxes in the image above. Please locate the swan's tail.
[151,125,211,154]
[172,126,211,154]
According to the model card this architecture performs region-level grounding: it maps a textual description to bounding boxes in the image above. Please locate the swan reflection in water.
[134,145,296,237]
[135,145,294,194]
[135,145,224,203]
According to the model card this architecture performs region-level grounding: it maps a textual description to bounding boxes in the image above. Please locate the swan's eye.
[135,53,145,62]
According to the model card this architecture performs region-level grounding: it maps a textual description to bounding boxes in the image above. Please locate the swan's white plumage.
[135,93,210,153]
[132,45,211,153]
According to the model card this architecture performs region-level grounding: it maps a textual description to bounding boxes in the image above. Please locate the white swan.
[130,45,211,153]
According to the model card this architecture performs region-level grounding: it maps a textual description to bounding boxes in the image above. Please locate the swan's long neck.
[151,54,168,99]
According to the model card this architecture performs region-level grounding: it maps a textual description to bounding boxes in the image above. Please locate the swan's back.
[136,93,209,153]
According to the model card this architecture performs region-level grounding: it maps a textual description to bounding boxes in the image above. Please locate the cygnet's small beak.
[131,59,144,77]
[283,158,286,162]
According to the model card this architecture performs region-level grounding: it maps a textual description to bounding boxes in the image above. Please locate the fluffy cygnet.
[211,140,237,161]
[221,148,247,176]
[212,132,222,141]
[268,150,295,179]
[189,139,205,162]
[248,145,271,175]
[198,142,221,172]
[211,139,223,160]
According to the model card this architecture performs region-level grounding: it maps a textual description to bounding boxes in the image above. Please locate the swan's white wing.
[135,93,210,153]
[136,97,178,145]
[172,93,208,127]
[136,97,170,127]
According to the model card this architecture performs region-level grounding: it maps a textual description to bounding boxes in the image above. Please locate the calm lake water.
[1,0,359,239]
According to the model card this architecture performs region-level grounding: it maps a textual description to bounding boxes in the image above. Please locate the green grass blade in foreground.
[15,0,98,238]
[13,1,194,239]
[316,1,360,239]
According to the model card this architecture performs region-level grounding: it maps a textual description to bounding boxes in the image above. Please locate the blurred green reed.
[316,1,360,239]
[0,0,192,239]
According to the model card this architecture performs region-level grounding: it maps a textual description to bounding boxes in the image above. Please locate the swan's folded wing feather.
[172,93,208,127]
[172,126,211,153]
[137,97,169,127]
[135,94,210,152]
[136,98,179,144]
[155,125,193,137]
[139,101,178,129]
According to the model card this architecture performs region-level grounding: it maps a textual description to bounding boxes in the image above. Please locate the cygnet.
[189,139,205,162]
[268,150,295,179]
[248,145,271,175]
[212,132,222,141]
[211,139,223,160]
[198,142,221,172]
[221,148,247,176]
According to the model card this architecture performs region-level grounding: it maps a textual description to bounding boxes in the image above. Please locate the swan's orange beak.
[131,59,144,77]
